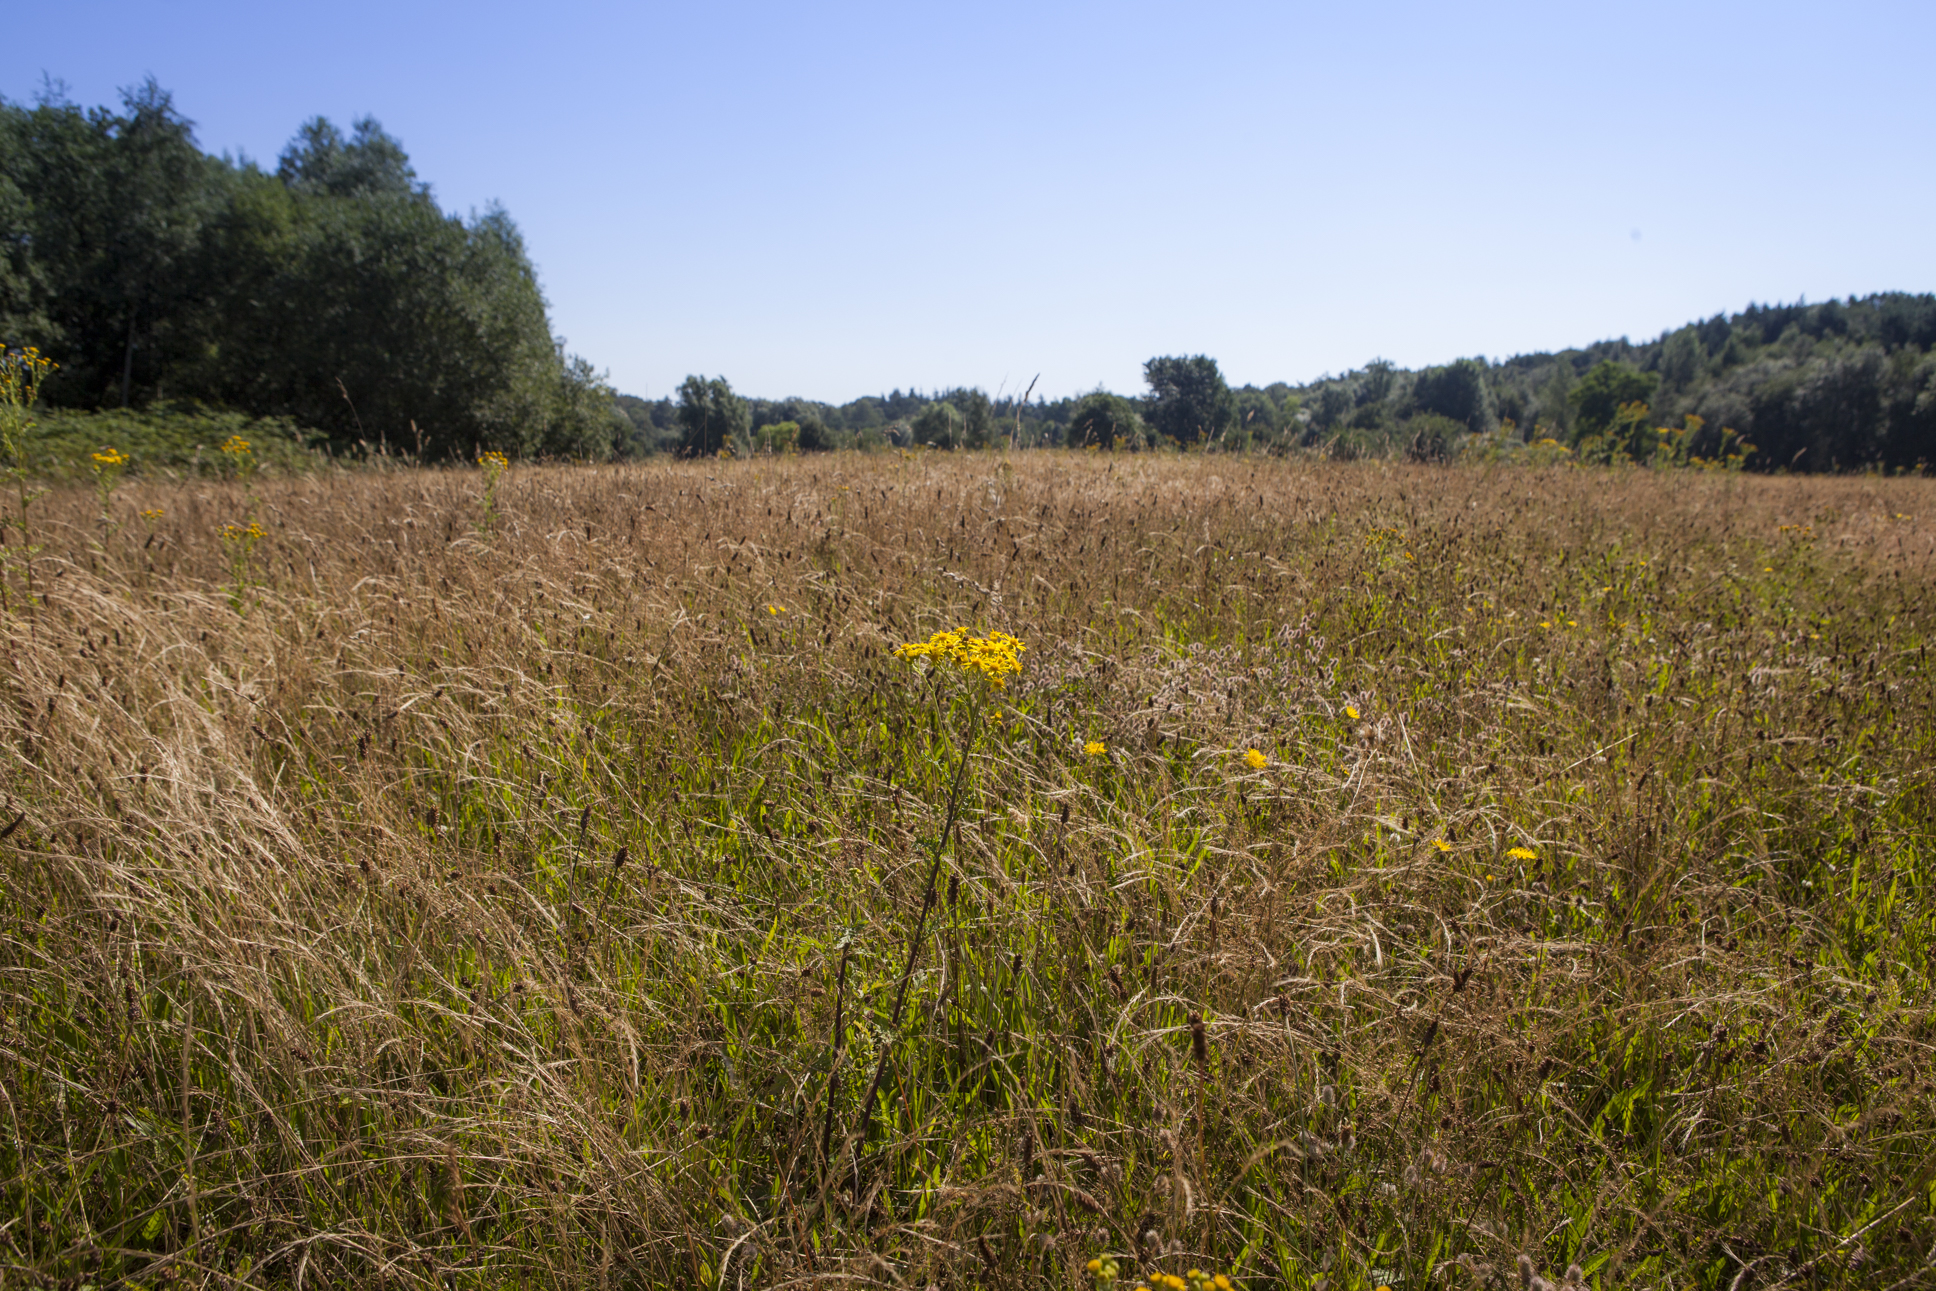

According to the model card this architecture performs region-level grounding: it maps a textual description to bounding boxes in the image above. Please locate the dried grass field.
[2,453,1934,1290]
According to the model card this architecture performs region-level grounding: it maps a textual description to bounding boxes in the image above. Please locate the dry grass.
[1,452,1933,1290]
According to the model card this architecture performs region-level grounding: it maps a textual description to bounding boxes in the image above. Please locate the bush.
[1402,412,1464,461]
[1068,391,1145,449]
[26,404,322,479]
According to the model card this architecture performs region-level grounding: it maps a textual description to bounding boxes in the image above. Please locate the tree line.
[643,302,1936,471]
[1,80,624,460]
[6,84,1931,471]
[626,358,1253,459]
[1281,295,1936,471]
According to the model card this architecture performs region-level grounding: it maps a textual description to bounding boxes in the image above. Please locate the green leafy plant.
[0,344,56,610]
[832,627,1027,1165]
[220,519,266,611]
[87,445,129,538]
[476,449,509,532]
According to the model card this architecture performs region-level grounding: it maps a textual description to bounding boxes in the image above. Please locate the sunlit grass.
[0,454,1931,1289]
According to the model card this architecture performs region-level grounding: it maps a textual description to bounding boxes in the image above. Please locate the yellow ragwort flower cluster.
[478,450,510,470]
[90,448,128,469]
[894,627,1026,687]
[219,435,253,458]
[1147,1272,1232,1291]
[0,344,56,389]
[221,521,267,543]
[1088,1255,1233,1291]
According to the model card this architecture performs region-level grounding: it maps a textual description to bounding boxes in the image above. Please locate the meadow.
[0,451,1932,1290]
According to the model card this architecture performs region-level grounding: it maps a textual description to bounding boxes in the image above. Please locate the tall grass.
[1,454,1932,1290]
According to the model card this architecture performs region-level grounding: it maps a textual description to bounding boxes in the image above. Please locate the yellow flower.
[1087,1259,1103,1275]
[1431,838,1452,853]
[219,435,252,456]
[767,604,786,615]
[478,450,509,469]
[1243,748,1267,769]
[1215,1279,1232,1291]
[1085,741,1106,756]
[140,508,164,522]
[90,447,128,468]
[1505,846,1538,861]
[1344,705,1360,721]
[894,627,1025,687]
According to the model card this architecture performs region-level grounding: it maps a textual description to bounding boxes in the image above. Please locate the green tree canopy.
[676,375,750,457]
[1,80,216,408]
[1409,358,1494,434]
[1068,390,1144,448]
[276,116,419,198]
[951,387,993,448]
[911,400,961,449]
[0,85,616,458]
[1142,355,1233,444]
[1569,359,1659,439]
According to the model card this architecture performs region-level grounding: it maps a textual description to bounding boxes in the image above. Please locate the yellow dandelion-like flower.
[1215,1278,1233,1291]
[1243,748,1267,769]
[767,604,786,615]
[1085,741,1106,756]
[1087,1259,1103,1275]
[1431,838,1453,853]
[1505,846,1538,861]
[1539,619,1553,629]
[1344,705,1360,721]
[140,508,164,522]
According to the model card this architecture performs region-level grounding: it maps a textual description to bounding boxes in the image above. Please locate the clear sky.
[7,1,1933,403]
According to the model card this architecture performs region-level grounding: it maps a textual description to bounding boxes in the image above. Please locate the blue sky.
[8,1,1933,403]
